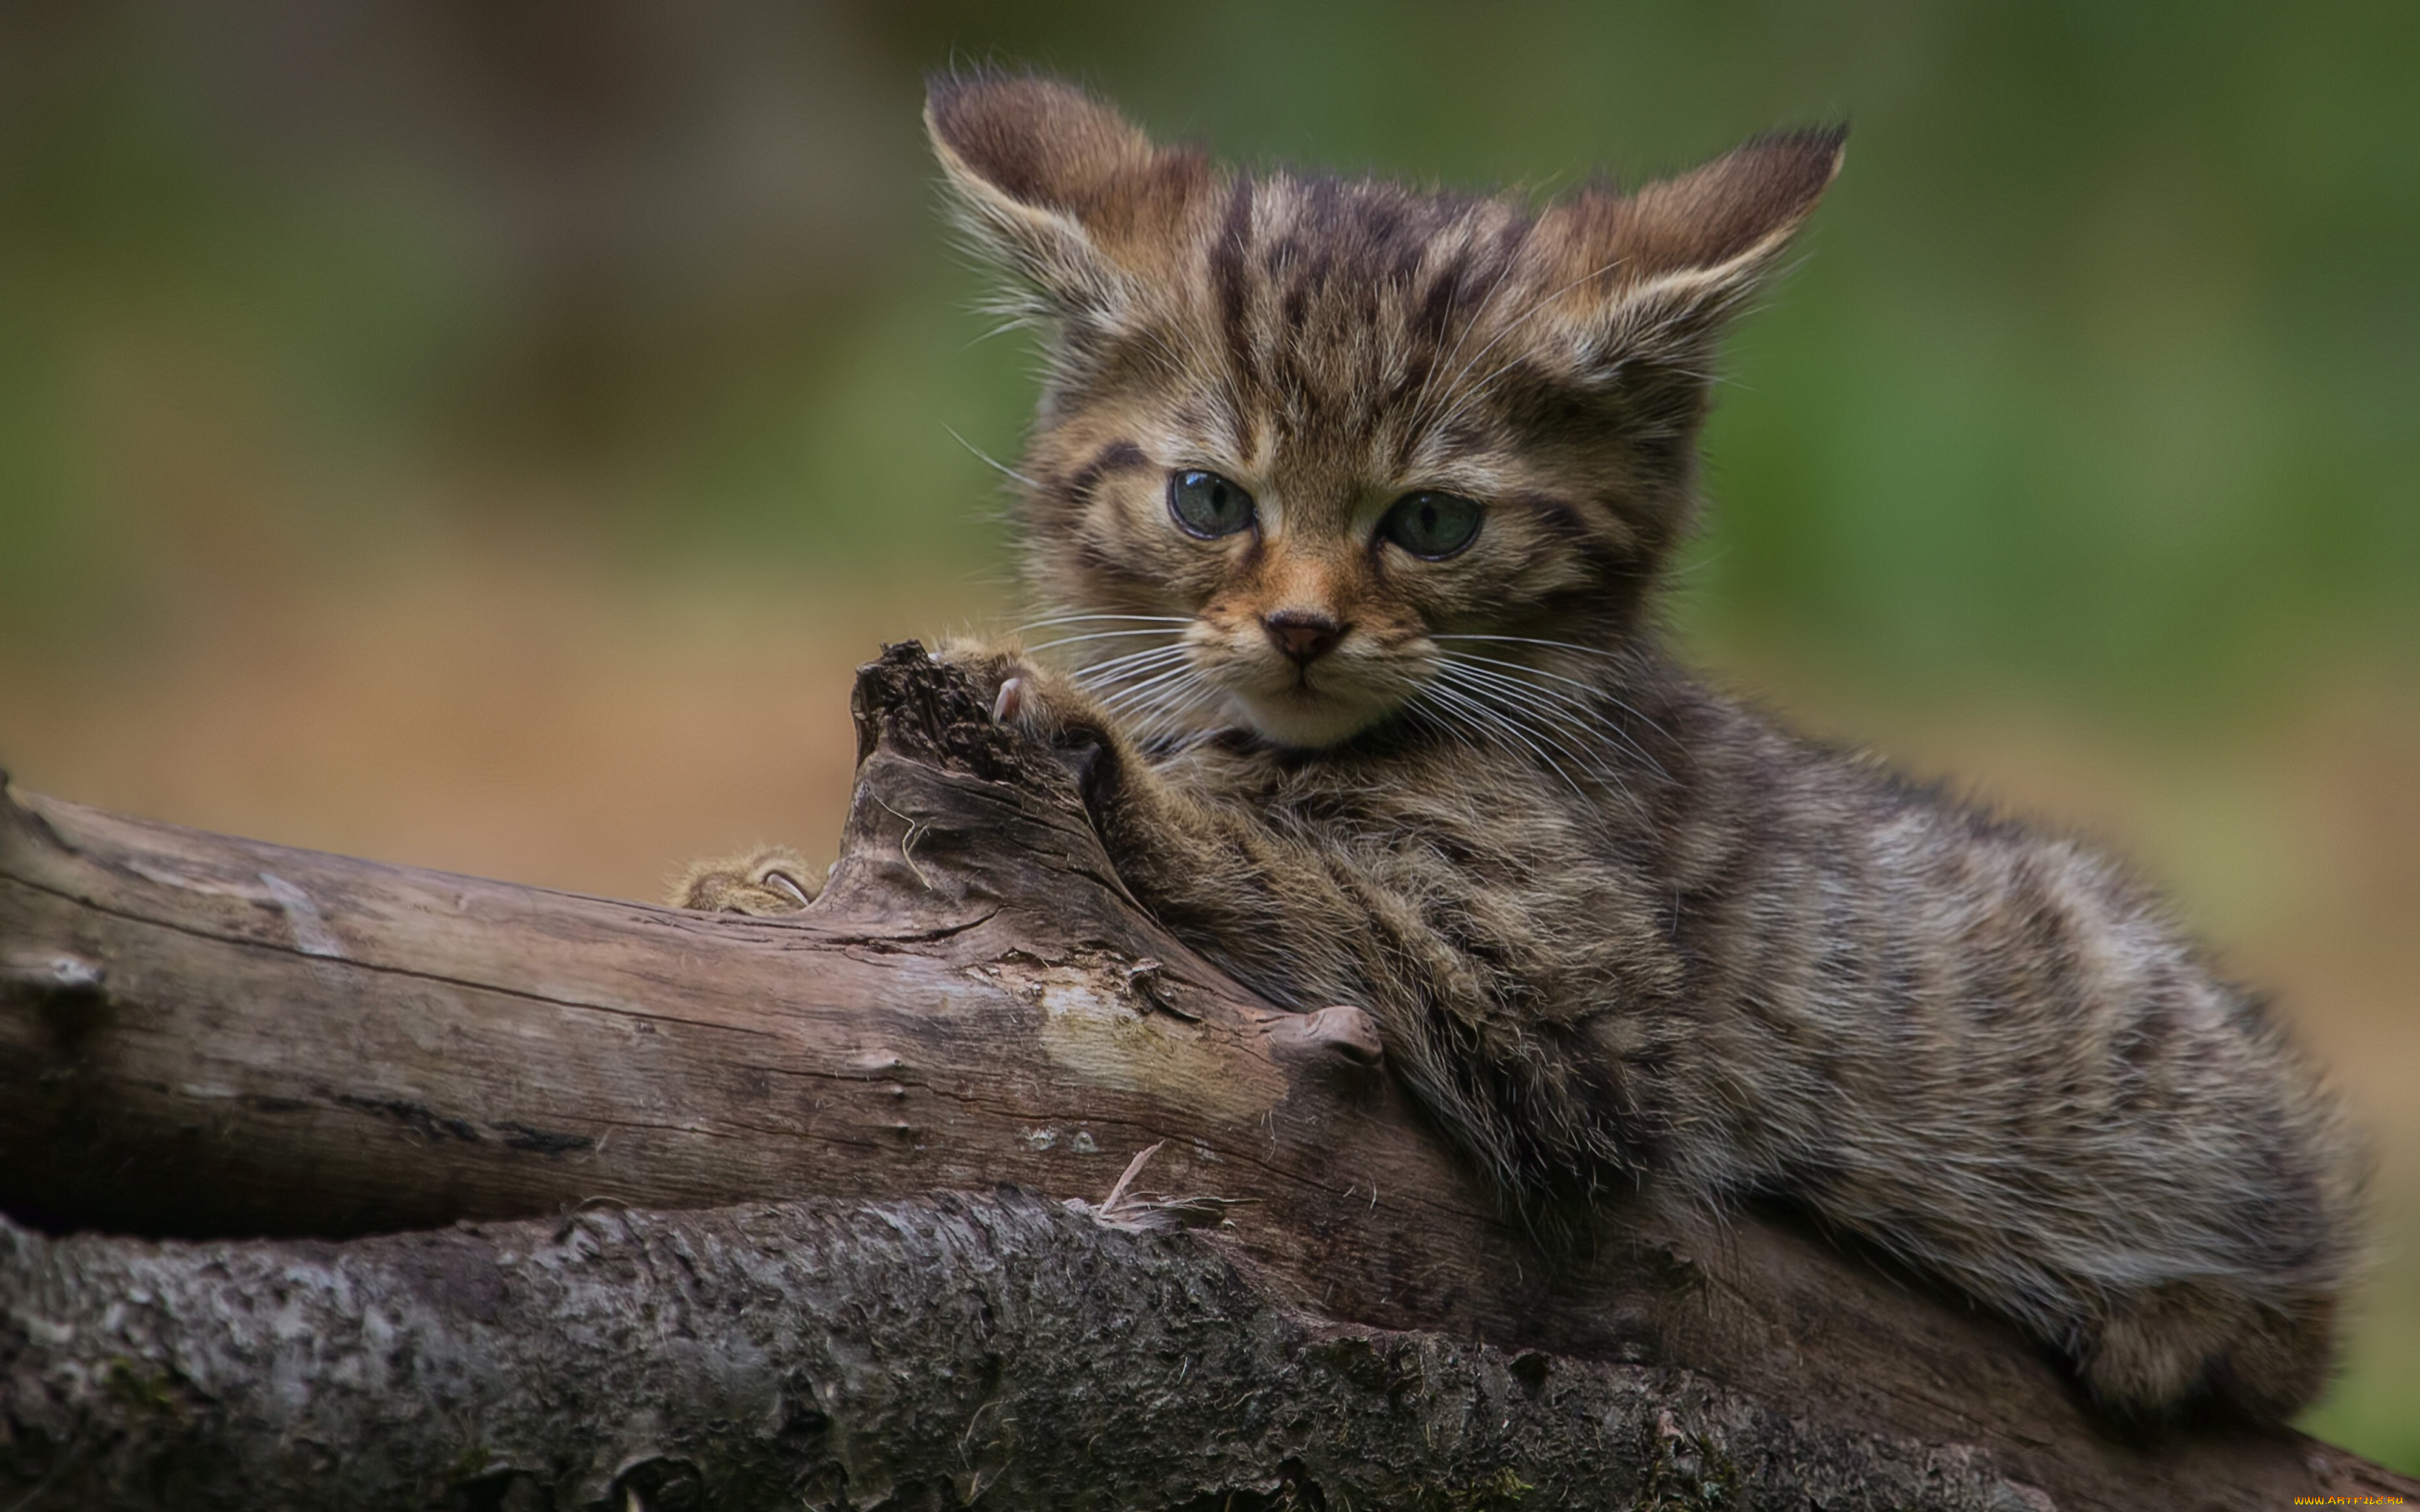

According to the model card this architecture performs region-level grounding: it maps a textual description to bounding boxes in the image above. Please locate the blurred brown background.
[0,0,2412,1465]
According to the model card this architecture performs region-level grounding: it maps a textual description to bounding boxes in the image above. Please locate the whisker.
[1096,661,1204,717]
[1118,669,1228,748]
[1072,654,1193,690]
[1416,680,1593,805]
[1432,633,1620,659]
[1121,678,1194,729]
[943,424,1041,491]
[1071,645,1195,690]
[1430,665,1655,824]
[1076,650,1192,678]
[1439,658,1633,746]
[1431,646,1676,752]
[1016,612,1194,632]
[1084,638,1195,686]
[1125,678,1222,748]
[1428,672,1611,786]
[1432,673,1653,810]
[1362,664,1491,759]
[1435,655,1669,778]
[1066,639,1191,664]
[1394,697,1484,761]
[1028,628,1186,653]
[1090,648,1197,688]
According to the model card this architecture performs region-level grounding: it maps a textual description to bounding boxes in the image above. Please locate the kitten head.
[929,72,1841,749]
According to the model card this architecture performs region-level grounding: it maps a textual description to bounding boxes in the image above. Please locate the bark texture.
[3,1191,2078,1512]
[1,643,2411,1509]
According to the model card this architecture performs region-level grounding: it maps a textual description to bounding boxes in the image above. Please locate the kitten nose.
[1264,609,1346,664]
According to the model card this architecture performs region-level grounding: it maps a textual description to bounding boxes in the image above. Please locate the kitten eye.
[1378,491,1483,559]
[1167,470,1256,539]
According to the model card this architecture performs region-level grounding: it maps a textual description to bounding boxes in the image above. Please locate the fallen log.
[1,644,2410,1508]
[0,1191,2109,1511]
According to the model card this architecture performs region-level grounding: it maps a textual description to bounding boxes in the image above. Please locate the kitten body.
[686,75,2364,1422]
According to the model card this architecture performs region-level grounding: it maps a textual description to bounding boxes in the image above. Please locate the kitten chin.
[1222,684,1391,749]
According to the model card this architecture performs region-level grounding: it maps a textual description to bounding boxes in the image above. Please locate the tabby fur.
[680,72,2364,1423]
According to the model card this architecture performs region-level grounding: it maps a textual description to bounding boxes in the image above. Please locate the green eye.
[1379,491,1483,559]
[1168,470,1255,538]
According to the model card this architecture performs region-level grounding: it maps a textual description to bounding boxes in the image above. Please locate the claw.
[763,869,811,907]
[1270,1004,1386,1068]
[992,676,1025,725]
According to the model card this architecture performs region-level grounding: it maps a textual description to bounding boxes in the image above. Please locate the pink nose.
[1264,610,1345,664]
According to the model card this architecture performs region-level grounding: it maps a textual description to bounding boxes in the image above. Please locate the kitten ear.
[1541,126,1847,367]
[925,72,1211,324]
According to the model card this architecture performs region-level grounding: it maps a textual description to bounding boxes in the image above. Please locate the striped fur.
[696,72,2366,1424]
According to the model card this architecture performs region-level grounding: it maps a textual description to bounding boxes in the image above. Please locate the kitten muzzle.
[1263,609,1347,664]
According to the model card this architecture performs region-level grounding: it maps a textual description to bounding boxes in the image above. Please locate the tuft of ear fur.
[925,71,1212,328]
[1539,126,1847,374]
[1601,127,1847,286]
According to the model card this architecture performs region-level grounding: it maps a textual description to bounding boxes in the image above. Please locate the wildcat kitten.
[679,74,2364,1424]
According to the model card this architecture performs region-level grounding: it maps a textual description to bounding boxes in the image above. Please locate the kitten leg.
[669,845,818,915]
[943,641,1578,1187]
[936,640,1307,945]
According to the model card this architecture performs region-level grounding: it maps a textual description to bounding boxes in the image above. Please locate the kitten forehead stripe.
[1213,176,1260,402]
[1064,439,1150,506]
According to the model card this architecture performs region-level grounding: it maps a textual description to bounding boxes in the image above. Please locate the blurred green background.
[6,0,2416,700]
[0,0,2412,1468]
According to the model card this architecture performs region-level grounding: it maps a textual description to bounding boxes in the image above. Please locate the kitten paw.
[937,639,1109,750]
[670,845,818,915]
[2079,1281,2333,1423]
[1270,1004,1387,1067]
